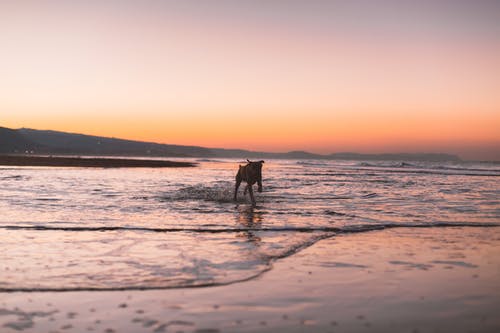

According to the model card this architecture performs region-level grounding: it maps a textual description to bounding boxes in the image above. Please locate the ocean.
[1,158,499,292]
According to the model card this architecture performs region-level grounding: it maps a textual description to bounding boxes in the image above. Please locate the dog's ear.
[246,159,251,163]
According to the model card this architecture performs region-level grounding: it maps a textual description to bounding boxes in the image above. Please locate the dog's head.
[246,159,264,170]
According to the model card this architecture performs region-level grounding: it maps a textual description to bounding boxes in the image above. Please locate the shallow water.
[0,158,499,291]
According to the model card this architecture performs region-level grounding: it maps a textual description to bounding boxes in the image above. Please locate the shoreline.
[0,155,196,168]
[1,227,499,333]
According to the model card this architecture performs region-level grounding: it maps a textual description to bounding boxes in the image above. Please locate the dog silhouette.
[234,159,264,206]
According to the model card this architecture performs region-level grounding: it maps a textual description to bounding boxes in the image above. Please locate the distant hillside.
[0,126,43,153]
[0,126,461,162]
[16,128,212,157]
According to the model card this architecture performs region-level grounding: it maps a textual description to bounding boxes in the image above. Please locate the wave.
[434,165,500,173]
[296,161,330,167]
[1,222,498,293]
[195,159,227,163]
[324,210,349,217]
[0,274,274,293]
[3,221,498,233]
[34,198,62,202]
[357,161,415,168]
[0,175,31,181]
[354,161,500,176]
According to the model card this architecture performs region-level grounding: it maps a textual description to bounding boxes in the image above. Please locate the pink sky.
[1,1,499,160]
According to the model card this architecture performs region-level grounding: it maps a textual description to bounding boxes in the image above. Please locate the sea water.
[0,159,498,291]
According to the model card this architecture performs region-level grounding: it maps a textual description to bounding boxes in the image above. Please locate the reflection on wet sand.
[235,205,264,226]
[235,205,264,245]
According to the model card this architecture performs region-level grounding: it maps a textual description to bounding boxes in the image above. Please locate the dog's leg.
[234,173,242,202]
[244,184,248,195]
[247,184,256,206]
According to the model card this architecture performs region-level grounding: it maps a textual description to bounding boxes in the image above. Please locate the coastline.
[0,155,196,168]
[1,226,499,333]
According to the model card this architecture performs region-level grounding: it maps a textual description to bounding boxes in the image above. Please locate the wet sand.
[0,155,196,168]
[1,227,499,333]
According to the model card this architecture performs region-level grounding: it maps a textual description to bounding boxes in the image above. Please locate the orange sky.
[1,1,499,160]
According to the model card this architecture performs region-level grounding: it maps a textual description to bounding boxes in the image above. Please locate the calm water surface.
[1,159,499,291]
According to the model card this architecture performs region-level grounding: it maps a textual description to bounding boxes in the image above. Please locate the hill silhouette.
[0,126,42,153]
[1,126,461,162]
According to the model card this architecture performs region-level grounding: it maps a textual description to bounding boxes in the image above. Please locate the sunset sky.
[1,1,499,160]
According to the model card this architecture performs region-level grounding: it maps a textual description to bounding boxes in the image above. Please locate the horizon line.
[3,125,483,161]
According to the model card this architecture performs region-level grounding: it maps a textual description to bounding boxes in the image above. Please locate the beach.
[1,158,499,332]
[1,226,499,333]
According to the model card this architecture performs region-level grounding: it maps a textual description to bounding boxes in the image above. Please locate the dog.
[234,159,264,206]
